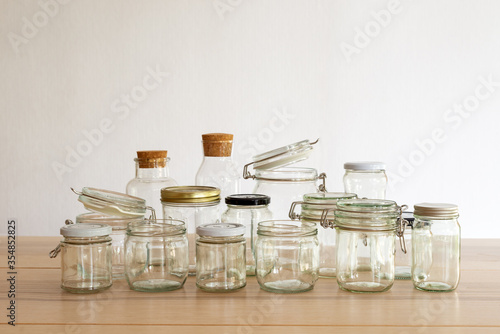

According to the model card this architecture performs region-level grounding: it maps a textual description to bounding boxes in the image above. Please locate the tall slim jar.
[343,162,387,199]
[412,203,460,292]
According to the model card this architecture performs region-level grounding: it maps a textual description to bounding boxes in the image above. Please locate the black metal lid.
[225,194,271,206]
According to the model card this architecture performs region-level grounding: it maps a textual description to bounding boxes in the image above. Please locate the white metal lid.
[196,223,245,237]
[344,161,386,171]
[414,203,459,218]
[60,223,112,237]
[252,139,315,170]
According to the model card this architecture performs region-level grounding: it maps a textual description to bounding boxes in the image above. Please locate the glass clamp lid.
[71,187,153,219]
[161,186,220,203]
[288,192,357,220]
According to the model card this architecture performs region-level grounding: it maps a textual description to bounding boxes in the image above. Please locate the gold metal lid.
[161,186,221,203]
[414,203,459,219]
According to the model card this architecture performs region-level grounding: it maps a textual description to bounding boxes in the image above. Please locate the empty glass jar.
[331,199,405,293]
[126,150,178,217]
[412,203,460,292]
[395,211,414,280]
[196,223,246,292]
[343,162,387,199]
[221,194,273,276]
[289,192,357,278]
[125,219,188,292]
[161,186,221,275]
[52,223,113,293]
[255,220,319,293]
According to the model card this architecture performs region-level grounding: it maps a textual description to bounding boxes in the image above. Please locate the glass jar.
[196,223,246,292]
[331,199,405,293]
[196,133,240,211]
[161,186,221,275]
[221,194,273,276]
[51,223,113,293]
[126,150,178,217]
[243,139,327,219]
[412,203,460,292]
[125,219,188,292]
[289,192,357,278]
[255,220,319,293]
[343,162,387,199]
[395,211,414,280]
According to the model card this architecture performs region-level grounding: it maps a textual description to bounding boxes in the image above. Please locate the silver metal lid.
[414,203,459,218]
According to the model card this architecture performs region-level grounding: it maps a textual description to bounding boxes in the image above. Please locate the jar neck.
[62,236,111,245]
[135,162,170,179]
[227,204,268,209]
[197,235,245,243]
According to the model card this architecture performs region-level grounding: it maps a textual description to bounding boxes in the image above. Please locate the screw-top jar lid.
[252,139,316,170]
[161,186,220,203]
[226,194,270,206]
[196,223,245,237]
[60,223,112,237]
[75,187,147,218]
[414,203,459,219]
[344,161,386,171]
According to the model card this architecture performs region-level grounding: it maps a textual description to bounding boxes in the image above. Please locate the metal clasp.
[288,201,304,220]
[318,173,327,192]
[320,208,336,229]
[397,205,409,254]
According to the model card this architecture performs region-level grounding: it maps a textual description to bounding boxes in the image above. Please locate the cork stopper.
[202,133,233,157]
[136,150,168,168]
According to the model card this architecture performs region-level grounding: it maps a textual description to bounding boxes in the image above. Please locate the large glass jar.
[51,223,113,293]
[196,133,240,211]
[126,150,178,217]
[125,219,188,292]
[343,162,387,199]
[196,223,246,292]
[412,203,460,292]
[332,199,404,293]
[289,192,357,278]
[76,212,138,280]
[255,220,319,293]
[161,186,221,275]
[221,194,273,276]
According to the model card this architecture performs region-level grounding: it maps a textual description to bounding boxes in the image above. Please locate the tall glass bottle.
[126,150,177,217]
[196,133,240,210]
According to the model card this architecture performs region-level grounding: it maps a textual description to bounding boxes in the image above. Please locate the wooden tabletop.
[1,237,499,333]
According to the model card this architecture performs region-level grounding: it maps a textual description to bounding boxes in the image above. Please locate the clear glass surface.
[255,220,319,293]
[395,229,412,279]
[343,169,387,199]
[162,201,220,275]
[60,236,112,293]
[196,235,246,292]
[124,219,188,292]
[412,217,460,292]
[221,204,273,276]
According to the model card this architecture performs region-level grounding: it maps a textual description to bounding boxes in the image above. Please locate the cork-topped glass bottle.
[126,150,177,216]
[195,133,240,210]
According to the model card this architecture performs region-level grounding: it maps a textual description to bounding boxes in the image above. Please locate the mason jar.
[343,162,387,199]
[221,194,273,276]
[289,192,357,278]
[76,212,140,280]
[125,219,188,292]
[412,203,460,292]
[196,223,246,292]
[255,220,319,293]
[332,199,405,293]
[52,223,113,293]
[161,186,220,275]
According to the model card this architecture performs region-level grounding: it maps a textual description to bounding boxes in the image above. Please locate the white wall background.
[1,0,499,237]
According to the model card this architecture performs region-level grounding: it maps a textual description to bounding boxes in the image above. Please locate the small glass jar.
[395,212,414,280]
[76,212,139,280]
[196,223,246,292]
[412,203,460,292]
[161,186,221,275]
[243,139,327,219]
[332,199,404,293]
[196,133,240,211]
[126,150,178,217]
[289,192,357,278]
[53,223,113,293]
[125,219,188,292]
[221,194,273,276]
[343,162,387,199]
[255,220,319,293]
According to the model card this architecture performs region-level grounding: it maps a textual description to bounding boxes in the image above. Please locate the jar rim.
[254,167,318,181]
[257,220,317,236]
[127,219,186,236]
[334,199,401,230]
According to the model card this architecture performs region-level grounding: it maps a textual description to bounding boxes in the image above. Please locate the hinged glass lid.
[72,187,149,218]
[243,139,318,179]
